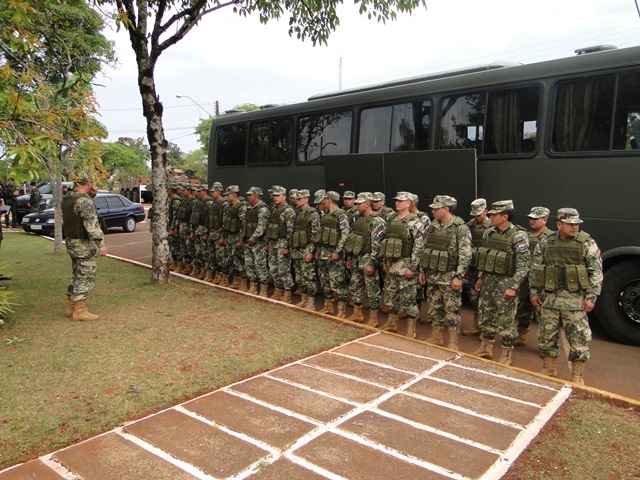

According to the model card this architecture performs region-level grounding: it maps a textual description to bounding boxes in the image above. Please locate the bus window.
[297,111,352,163]
[248,119,294,165]
[439,93,485,151]
[612,72,640,150]
[551,76,615,152]
[216,125,246,167]
[484,86,540,155]
[359,101,431,153]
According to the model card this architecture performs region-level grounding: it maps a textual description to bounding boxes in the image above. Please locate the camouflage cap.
[354,192,373,204]
[313,189,326,204]
[343,190,356,199]
[488,200,514,214]
[429,195,457,209]
[470,198,487,216]
[410,193,419,204]
[371,192,385,202]
[394,191,413,202]
[246,186,263,196]
[196,184,206,192]
[528,206,550,218]
[268,186,276,193]
[224,185,240,195]
[209,182,223,192]
[326,190,340,202]
[271,185,286,196]
[295,189,310,199]
[288,188,299,197]
[557,207,583,224]
[185,183,196,191]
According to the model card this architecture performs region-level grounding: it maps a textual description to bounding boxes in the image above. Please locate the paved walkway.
[1,333,569,480]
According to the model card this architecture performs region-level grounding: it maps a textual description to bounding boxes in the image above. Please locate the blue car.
[21,193,146,235]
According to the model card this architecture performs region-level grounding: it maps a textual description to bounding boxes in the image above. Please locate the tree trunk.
[52,166,64,254]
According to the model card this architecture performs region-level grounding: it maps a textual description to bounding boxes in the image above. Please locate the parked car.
[21,193,146,235]
[15,182,74,222]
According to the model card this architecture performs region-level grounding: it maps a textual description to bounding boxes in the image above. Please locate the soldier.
[410,194,431,227]
[409,193,431,323]
[28,181,42,213]
[189,185,210,279]
[242,186,270,295]
[291,189,319,310]
[2,178,18,228]
[205,182,227,284]
[266,186,296,302]
[168,183,183,271]
[379,192,426,334]
[220,185,247,288]
[530,208,602,384]
[474,200,530,365]
[61,178,107,321]
[419,195,472,347]
[316,191,350,317]
[174,184,196,275]
[288,189,299,210]
[343,190,359,226]
[345,192,386,326]
[514,206,554,347]
[463,198,492,336]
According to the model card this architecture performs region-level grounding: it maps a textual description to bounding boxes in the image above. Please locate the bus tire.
[595,260,640,346]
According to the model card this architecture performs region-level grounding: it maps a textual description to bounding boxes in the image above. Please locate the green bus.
[207,44,640,346]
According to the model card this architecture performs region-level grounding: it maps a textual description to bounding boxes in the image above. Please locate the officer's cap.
[371,192,385,202]
[429,195,457,209]
[354,192,372,204]
[343,190,356,199]
[488,200,514,214]
[557,208,583,224]
[528,206,550,219]
[470,198,487,216]
[246,186,263,196]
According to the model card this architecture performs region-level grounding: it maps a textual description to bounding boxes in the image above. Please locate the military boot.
[182,263,193,275]
[271,288,283,301]
[425,325,445,346]
[366,309,379,328]
[230,277,242,290]
[499,346,513,365]
[347,305,364,323]
[283,290,292,304]
[238,278,249,292]
[473,337,495,359]
[173,262,185,274]
[64,297,75,318]
[293,286,302,296]
[406,317,417,339]
[190,266,200,278]
[336,301,347,319]
[222,275,232,287]
[304,294,316,310]
[71,300,100,321]
[296,294,308,307]
[571,361,586,385]
[513,327,530,347]
[202,270,213,283]
[318,298,335,315]
[447,329,460,350]
[462,318,481,336]
[249,282,259,295]
[540,356,558,377]
[259,284,269,298]
[198,268,208,280]
[380,313,398,332]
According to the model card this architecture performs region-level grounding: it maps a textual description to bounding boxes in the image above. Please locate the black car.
[21,193,146,235]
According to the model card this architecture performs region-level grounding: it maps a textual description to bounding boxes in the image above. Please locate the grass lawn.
[0,233,365,469]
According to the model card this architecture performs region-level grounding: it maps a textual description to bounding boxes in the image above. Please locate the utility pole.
[215,101,220,117]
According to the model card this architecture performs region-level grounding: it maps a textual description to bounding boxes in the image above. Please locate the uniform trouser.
[384,272,419,317]
[193,232,206,268]
[66,239,98,301]
[245,241,269,284]
[426,282,462,330]
[515,278,536,329]
[225,239,245,277]
[179,235,194,264]
[466,268,481,321]
[477,274,518,347]
[205,233,222,271]
[318,258,347,301]
[268,243,294,290]
[5,203,17,227]
[169,233,181,261]
[537,307,591,362]
[348,266,381,309]
[293,253,317,295]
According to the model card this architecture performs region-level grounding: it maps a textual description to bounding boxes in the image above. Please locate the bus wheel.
[595,260,640,346]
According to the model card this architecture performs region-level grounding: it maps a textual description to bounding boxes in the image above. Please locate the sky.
[93,0,640,154]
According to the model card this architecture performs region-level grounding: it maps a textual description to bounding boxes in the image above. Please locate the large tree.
[98,0,427,284]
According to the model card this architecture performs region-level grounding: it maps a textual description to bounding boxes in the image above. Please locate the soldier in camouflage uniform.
[266,186,296,302]
[242,187,270,294]
[220,185,248,288]
[62,178,107,321]
[463,199,492,336]
[514,206,555,347]
[204,182,227,284]
[345,192,386,326]
[174,184,197,274]
[291,189,319,310]
[419,195,472,347]
[167,183,182,271]
[189,185,210,279]
[408,193,431,323]
[530,208,602,385]
[316,191,350,317]
[474,200,530,365]
[28,181,42,213]
[379,192,426,333]
[372,191,396,313]
[343,190,360,226]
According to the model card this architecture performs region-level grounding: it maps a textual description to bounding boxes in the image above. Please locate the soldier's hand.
[218,238,225,246]
[281,248,289,256]
[305,252,313,262]
[365,266,374,276]
[405,269,414,279]
[531,295,543,307]
[503,287,517,299]
[330,253,339,262]
[346,258,352,269]
[451,277,463,291]
[419,272,426,285]
[235,241,243,249]
[582,299,595,313]
[248,238,255,246]
[474,278,483,292]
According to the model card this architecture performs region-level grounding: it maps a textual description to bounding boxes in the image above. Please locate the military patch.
[376,229,385,238]
[239,212,246,220]
[516,241,527,251]
[339,218,348,227]
[312,217,319,226]
[288,212,295,220]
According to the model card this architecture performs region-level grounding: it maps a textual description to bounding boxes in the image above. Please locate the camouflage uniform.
[243,193,270,285]
[466,212,492,321]
[267,194,296,292]
[222,191,248,280]
[421,206,472,332]
[530,212,602,363]
[291,191,319,297]
[29,185,42,213]
[316,194,350,302]
[178,191,197,267]
[190,188,210,271]
[62,191,105,301]
[204,185,227,275]
[168,189,183,262]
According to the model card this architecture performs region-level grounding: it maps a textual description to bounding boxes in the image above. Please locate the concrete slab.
[358,333,455,361]
[0,461,65,479]
[248,458,328,479]
[183,391,316,449]
[332,342,439,373]
[453,355,560,388]
[123,408,269,477]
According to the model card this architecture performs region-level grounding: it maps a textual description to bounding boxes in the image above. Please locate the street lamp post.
[175,94,213,117]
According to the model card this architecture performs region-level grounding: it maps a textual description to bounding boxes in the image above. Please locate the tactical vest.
[476,225,521,276]
[223,202,242,233]
[528,227,553,253]
[532,231,591,292]
[208,199,224,231]
[318,208,344,247]
[61,193,89,240]
[420,217,464,272]
[243,203,264,238]
[189,198,206,226]
[176,197,194,223]
[292,206,316,248]
[344,214,377,255]
[380,213,417,259]
[266,204,289,240]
